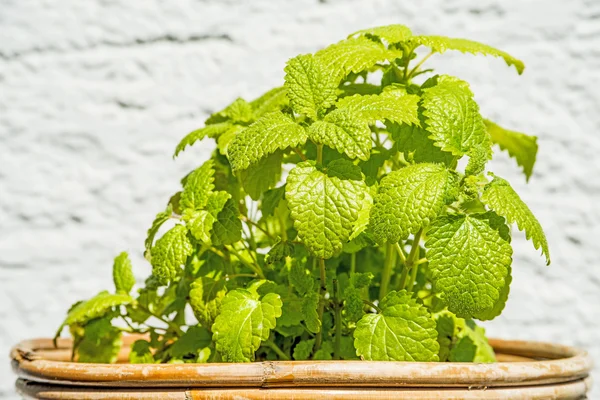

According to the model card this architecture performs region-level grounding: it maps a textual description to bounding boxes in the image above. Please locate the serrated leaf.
[474,266,512,321]
[335,91,420,126]
[144,205,173,256]
[210,198,242,246]
[183,209,216,244]
[482,175,550,264]
[409,36,525,74]
[350,24,413,44]
[286,160,367,258]
[228,111,308,172]
[112,252,135,294]
[293,339,315,360]
[189,277,227,330]
[265,239,294,265]
[302,291,321,334]
[350,272,374,289]
[343,287,364,323]
[76,317,122,363]
[174,122,233,158]
[308,109,372,161]
[206,97,254,125]
[349,190,373,241]
[212,289,282,362]
[129,340,155,364]
[276,290,304,328]
[284,54,338,120]
[261,186,286,218]
[216,124,245,156]
[313,341,334,360]
[150,225,193,285]
[339,83,382,97]
[239,151,283,200]
[370,163,457,244]
[425,213,512,318]
[180,160,215,211]
[390,123,456,166]
[316,37,403,80]
[485,119,538,181]
[288,262,314,296]
[250,86,290,119]
[354,290,439,361]
[421,75,491,159]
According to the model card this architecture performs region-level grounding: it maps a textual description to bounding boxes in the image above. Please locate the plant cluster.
[56,24,549,364]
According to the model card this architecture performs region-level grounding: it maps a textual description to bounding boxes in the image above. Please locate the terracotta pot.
[11,335,593,399]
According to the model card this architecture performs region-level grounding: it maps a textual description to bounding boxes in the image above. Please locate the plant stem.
[265,339,289,360]
[350,252,356,275]
[404,228,423,291]
[241,216,276,240]
[379,242,396,299]
[408,51,434,80]
[225,245,266,279]
[315,258,327,351]
[394,242,407,264]
[135,304,183,336]
[293,147,307,161]
[316,144,323,165]
[333,279,341,360]
[362,299,382,313]
[397,264,409,290]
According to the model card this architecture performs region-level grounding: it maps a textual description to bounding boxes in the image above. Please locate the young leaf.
[265,239,294,265]
[408,36,525,74]
[302,291,321,334]
[144,205,173,256]
[250,86,289,119]
[485,119,538,181]
[180,160,215,211]
[206,97,253,125]
[129,340,155,364]
[349,190,373,241]
[425,213,512,318]
[316,37,403,79]
[112,252,135,294]
[150,225,193,285]
[335,91,420,126]
[370,163,457,244]
[288,261,314,296]
[174,122,233,158]
[390,123,456,166]
[482,175,550,264]
[286,160,367,258]
[239,151,283,200]
[183,209,216,245]
[293,339,315,360]
[284,54,338,120]
[210,198,242,246]
[343,286,364,323]
[350,24,413,44]
[421,75,491,158]
[354,290,439,361]
[308,109,372,161]
[228,111,308,172]
[212,288,282,362]
[216,125,245,156]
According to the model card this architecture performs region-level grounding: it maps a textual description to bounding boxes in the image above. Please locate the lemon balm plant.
[55,25,549,364]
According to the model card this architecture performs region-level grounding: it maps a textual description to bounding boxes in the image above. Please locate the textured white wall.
[1,0,599,397]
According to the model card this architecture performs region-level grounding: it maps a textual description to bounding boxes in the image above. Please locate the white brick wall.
[1,0,598,397]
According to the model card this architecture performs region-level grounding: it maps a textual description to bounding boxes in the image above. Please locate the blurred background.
[1,0,599,397]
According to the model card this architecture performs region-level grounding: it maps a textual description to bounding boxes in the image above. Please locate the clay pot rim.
[11,336,593,389]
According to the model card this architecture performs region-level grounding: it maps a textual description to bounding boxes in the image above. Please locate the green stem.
[397,265,409,290]
[394,242,407,264]
[333,279,341,360]
[407,51,434,80]
[379,242,396,299]
[225,245,266,279]
[135,304,183,336]
[265,339,289,360]
[362,299,382,313]
[241,216,275,241]
[316,144,323,165]
[404,228,423,291]
[315,258,327,351]
[350,252,356,275]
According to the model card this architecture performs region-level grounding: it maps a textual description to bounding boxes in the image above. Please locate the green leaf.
[286,160,367,258]
[250,86,290,119]
[276,290,304,328]
[338,83,382,97]
[112,252,135,294]
[465,145,489,177]
[435,314,454,362]
[129,340,155,364]
[302,291,321,334]
[76,317,122,363]
[353,290,439,361]
[228,111,308,172]
[350,272,374,289]
[174,122,233,157]
[335,91,420,126]
[482,175,550,265]
[343,286,364,323]
[370,163,457,244]
[150,224,193,285]
[288,261,314,296]
[212,288,282,362]
[239,151,283,200]
[216,125,245,156]
[206,97,254,125]
[308,109,372,161]
[316,37,403,79]
[284,54,338,120]
[421,75,491,158]
[183,209,216,244]
[210,197,242,246]
[457,319,496,363]
[59,291,132,331]
[408,36,525,74]
[390,123,456,166]
[485,119,538,181]
[293,339,315,360]
[349,190,373,241]
[350,24,413,44]
[180,160,215,211]
[265,239,294,265]
[449,335,477,362]
[168,325,212,361]
[189,277,227,330]
[313,341,334,360]
[144,205,173,256]
[473,266,512,321]
[425,213,512,318]
[261,185,286,218]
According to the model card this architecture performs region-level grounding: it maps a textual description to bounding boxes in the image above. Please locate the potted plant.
[12,24,592,399]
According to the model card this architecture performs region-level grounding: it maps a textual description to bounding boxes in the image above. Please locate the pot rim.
[11,336,593,389]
